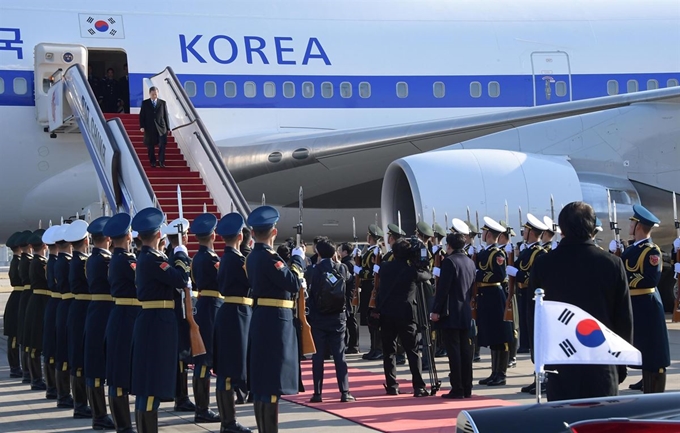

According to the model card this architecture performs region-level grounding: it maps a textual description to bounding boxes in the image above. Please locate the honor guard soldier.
[542,216,560,251]
[498,221,518,369]
[189,213,222,423]
[83,217,117,430]
[4,232,24,378]
[214,213,252,433]
[41,226,61,399]
[475,217,511,387]
[16,229,34,384]
[465,221,480,259]
[506,214,548,394]
[621,205,670,393]
[358,224,384,360]
[104,213,141,433]
[23,229,48,391]
[65,220,93,419]
[54,224,75,409]
[246,205,306,433]
[130,207,191,432]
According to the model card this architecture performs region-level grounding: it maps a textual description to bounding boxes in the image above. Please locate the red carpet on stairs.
[283,360,516,433]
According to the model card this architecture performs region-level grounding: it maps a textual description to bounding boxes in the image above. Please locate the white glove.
[506,265,518,277]
[353,265,362,275]
[374,247,381,257]
[551,241,558,250]
[174,245,188,255]
[432,245,440,254]
[674,238,680,250]
[675,263,680,274]
[373,264,380,274]
[300,277,307,289]
[186,279,192,290]
[291,247,304,258]
[608,240,618,253]
[467,245,475,256]
[352,248,361,257]
[520,243,527,252]
[433,267,441,277]
[505,243,513,254]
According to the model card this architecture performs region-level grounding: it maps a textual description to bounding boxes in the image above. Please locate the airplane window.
[668,79,679,87]
[224,81,237,98]
[321,82,333,98]
[264,81,276,98]
[607,80,619,95]
[359,82,371,98]
[340,82,352,98]
[184,81,197,97]
[13,77,27,95]
[396,82,408,98]
[433,81,445,98]
[647,79,658,90]
[204,81,217,98]
[283,81,295,98]
[302,82,314,98]
[488,81,500,98]
[244,81,256,98]
[470,81,481,98]
[626,80,638,93]
[0,77,4,94]
[555,81,567,97]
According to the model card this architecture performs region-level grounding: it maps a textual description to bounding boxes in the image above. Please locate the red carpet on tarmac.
[283,360,516,432]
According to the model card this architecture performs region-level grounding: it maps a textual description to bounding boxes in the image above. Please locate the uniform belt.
[74,294,92,301]
[115,298,142,306]
[630,288,655,296]
[199,290,223,299]
[32,289,51,296]
[142,300,174,309]
[223,296,254,306]
[23,285,30,290]
[51,292,62,299]
[91,294,114,302]
[13,286,25,291]
[257,298,294,309]
[478,283,501,288]
[62,293,75,300]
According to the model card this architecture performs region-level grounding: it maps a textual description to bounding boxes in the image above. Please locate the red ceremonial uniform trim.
[496,255,505,265]
[649,255,660,266]
[274,261,285,270]
[214,262,220,269]
[130,263,136,270]
[160,262,170,271]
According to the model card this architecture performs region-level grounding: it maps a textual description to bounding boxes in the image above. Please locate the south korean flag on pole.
[79,14,125,39]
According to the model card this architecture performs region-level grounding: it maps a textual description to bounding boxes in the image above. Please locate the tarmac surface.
[1,268,680,432]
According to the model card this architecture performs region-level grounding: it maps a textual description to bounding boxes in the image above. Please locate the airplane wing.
[220,86,680,205]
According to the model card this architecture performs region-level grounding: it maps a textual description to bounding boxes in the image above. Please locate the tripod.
[415,282,441,395]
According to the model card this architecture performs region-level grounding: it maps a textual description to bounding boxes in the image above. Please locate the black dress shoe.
[413,388,429,397]
[345,348,359,354]
[396,354,406,365]
[529,382,546,395]
[340,392,355,402]
[92,415,115,430]
[309,394,322,403]
[10,368,23,378]
[151,162,156,168]
[629,379,643,391]
[194,409,221,423]
[31,380,47,391]
[441,392,465,399]
[473,355,481,362]
[174,398,196,412]
[74,407,93,419]
[435,349,448,358]
[383,384,399,395]
[508,358,517,368]
[159,163,165,168]
[367,351,383,361]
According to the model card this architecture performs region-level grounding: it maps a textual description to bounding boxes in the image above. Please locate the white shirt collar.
[634,238,650,246]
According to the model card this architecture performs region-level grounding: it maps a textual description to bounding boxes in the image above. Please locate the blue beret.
[6,231,21,249]
[630,204,660,227]
[28,229,46,246]
[88,216,111,236]
[131,207,164,235]
[191,213,218,237]
[103,213,132,238]
[17,230,33,246]
[247,206,279,230]
[216,213,245,237]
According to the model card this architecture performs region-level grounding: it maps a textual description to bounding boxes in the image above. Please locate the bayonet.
[674,191,679,234]
[352,217,357,246]
[398,211,402,234]
[475,211,481,246]
[550,194,556,232]
[504,200,509,234]
[612,200,620,242]
[177,185,184,220]
[296,186,303,248]
[261,193,265,206]
[445,212,449,231]
[432,208,436,233]
[203,203,207,213]
[49,220,52,228]
[38,220,42,229]
[607,189,614,231]
[230,200,234,213]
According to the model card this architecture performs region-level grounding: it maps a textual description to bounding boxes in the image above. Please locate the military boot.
[56,369,74,408]
[478,350,497,385]
[88,385,115,430]
[216,389,251,433]
[253,401,264,433]
[629,378,643,391]
[109,394,135,433]
[643,369,667,394]
[193,376,220,423]
[261,401,279,433]
[173,369,196,412]
[487,351,508,386]
[135,410,158,433]
[72,375,92,419]
[44,358,57,399]
[30,353,47,391]
[8,338,22,377]
[22,349,31,383]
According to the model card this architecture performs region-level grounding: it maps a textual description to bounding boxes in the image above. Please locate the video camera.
[406,235,430,269]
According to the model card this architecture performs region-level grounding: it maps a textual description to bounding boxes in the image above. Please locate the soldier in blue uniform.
[246,206,306,433]
[41,226,61,399]
[189,213,222,423]
[620,205,670,393]
[54,224,75,409]
[4,232,24,378]
[64,220,93,419]
[475,217,510,387]
[16,229,34,384]
[214,213,252,433]
[541,216,560,251]
[24,229,48,391]
[130,207,191,432]
[83,216,117,430]
[104,213,140,433]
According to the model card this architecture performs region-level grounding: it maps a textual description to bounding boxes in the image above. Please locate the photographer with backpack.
[306,238,356,403]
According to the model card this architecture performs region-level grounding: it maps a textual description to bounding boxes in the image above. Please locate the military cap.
[466,221,479,235]
[247,205,279,230]
[594,217,604,232]
[451,218,471,235]
[216,213,245,237]
[191,213,218,237]
[87,216,111,236]
[29,229,46,246]
[42,225,60,245]
[165,218,190,236]
[368,224,384,239]
[17,230,33,246]
[103,213,132,238]
[630,204,660,227]
[52,224,69,243]
[499,221,516,237]
[482,216,506,233]
[131,207,164,235]
[63,220,89,243]
[159,223,168,239]
[433,223,447,237]
[131,230,139,239]
[6,232,21,249]
[387,223,406,237]
[525,213,549,231]
[543,216,561,234]
[416,221,434,238]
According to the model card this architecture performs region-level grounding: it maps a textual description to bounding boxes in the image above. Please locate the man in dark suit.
[528,201,633,402]
[139,86,170,168]
[430,233,475,399]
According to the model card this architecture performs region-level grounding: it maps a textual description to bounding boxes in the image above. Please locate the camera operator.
[376,238,432,397]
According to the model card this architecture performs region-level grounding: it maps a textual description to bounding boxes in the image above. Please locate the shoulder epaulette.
[150,249,164,258]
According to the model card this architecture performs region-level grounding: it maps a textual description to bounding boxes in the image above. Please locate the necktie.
[152,100,156,108]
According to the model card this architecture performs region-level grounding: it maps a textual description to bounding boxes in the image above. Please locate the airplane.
[1,0,679,258]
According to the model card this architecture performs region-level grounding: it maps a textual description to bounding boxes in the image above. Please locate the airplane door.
[531,51,572,106]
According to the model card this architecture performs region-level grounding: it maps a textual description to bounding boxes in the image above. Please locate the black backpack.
[315,263,347,315]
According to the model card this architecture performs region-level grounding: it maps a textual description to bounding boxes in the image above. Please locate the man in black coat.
[139,86,170,168]
[528,201,633,402]
[430,233,475,399]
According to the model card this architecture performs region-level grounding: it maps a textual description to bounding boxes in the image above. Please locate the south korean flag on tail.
[534,298,641,368]
[79,14,125,39]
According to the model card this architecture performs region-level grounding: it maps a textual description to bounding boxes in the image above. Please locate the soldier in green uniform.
[358,224,384,361]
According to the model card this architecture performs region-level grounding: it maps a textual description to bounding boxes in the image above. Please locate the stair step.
[152,184,206,192]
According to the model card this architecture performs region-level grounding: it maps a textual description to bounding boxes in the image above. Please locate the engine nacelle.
[381,149,584,233]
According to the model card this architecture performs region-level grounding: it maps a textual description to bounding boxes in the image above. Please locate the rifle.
[607,189,622,257]
[471,210,481,320]
[503,202,516,322]
[295,186,316,355]
[433,208,441,287]
[350,217,361,314]
[672,191,680,322]
[415,269,441,395]
[368,244,382,309]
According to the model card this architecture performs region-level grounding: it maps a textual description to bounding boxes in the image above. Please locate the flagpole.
[533,288,545,404]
